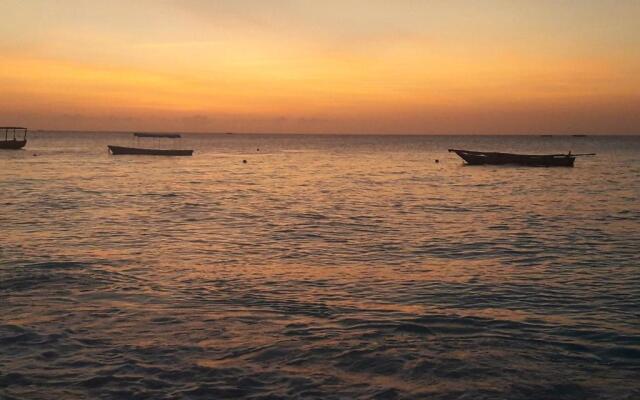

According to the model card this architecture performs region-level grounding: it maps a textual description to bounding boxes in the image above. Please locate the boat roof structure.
[134,132,181,138]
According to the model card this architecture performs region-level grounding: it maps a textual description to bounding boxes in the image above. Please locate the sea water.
[1,133,639,399]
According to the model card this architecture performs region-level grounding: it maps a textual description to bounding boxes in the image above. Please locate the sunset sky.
[2,0,639,134]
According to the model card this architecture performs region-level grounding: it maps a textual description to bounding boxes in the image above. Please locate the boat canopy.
[1,127,27,140]
[134,132,181,138]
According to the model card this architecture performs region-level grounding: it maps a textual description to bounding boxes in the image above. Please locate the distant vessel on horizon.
[108,132,193,156]
[0,127,27,150]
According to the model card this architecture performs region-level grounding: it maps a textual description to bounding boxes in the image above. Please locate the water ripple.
[1,133,639,399]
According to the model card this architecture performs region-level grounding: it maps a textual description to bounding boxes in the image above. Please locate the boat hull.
[108,145,193,156]
[449,149,575,167]
[0,139,27,150]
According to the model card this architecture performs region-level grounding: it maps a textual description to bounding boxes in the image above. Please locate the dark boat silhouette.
[0,127,27,150]
[108,145,193,156]
[108,133,193,156]
[448,149,594,167]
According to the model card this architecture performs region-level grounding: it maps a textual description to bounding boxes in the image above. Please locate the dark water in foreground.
[1,133,639,399]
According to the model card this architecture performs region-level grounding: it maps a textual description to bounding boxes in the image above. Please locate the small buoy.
[242,159,247,163]
[256,148,260,152]
[33,153,38,157]
[435,159,439,163]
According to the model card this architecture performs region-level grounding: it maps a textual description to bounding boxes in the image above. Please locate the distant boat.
[108,145,193,156]
[572,134,588,137]
[0,127,27,150]
[108,133,193,156]
[448,149,595,167]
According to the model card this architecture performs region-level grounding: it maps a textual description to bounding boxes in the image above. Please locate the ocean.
[1,132,639,399]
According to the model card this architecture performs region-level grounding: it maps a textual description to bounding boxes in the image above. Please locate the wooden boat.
[0,127,27,150]
[108,132,193,156]
[448,149,595,167]
[108,145,193,156]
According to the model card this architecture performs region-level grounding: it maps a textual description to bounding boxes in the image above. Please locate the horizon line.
[26,129,639,136]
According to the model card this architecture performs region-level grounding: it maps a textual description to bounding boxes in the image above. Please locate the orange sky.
[1,0,639,134]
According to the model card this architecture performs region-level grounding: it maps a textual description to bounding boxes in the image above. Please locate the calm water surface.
[1,133,639,399]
